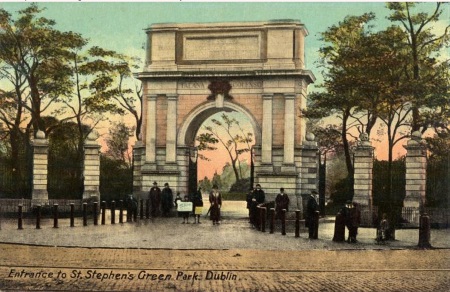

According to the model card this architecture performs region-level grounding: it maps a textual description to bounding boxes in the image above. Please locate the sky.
[1,1,446,178]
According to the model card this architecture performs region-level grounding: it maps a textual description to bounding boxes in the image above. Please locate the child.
[174,192,182,217]
[181,194,190,224]
[377,213,389,244]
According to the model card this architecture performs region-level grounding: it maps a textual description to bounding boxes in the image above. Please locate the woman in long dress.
[209,185,222,225]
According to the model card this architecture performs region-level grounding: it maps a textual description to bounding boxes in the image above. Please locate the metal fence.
[0,199,84,214]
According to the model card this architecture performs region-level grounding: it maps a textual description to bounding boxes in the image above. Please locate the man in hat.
[275,188,290,220]
[149,181,161,218]
[306,190,319,239]
[161,183,173,217]
[342,200,361,243]
[251,184,265,228]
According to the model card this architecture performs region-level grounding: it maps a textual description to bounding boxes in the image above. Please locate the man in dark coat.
[306,190,319,239]
[149,181,161,218]
[251,184,265,228]
[343,201,361,243]
[275,188,290,219]
[246,187,254,223]
[161,183,174,217]
[125,193,138,222]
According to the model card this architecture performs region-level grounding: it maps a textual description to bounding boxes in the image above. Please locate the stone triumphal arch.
[133,21,317,206]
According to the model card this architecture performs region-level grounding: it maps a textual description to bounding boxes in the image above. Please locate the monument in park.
[133,20,317,208]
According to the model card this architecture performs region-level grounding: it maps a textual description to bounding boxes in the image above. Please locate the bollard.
[261,207,266,232]
[93,202,98,225]
[133,202,138,222]
[332,212,346,242]
[82,203,88,226]
[119,200,124,224]
[257,206,262,231]
[295,210,300,238]
[281,209,286,236]
[53,204,59,228]
[140,199,144,220]
[418,214,432,248]
[18,205,23,230]
[36,205,41,229]
[111,201,116,224]
[70,203,75,227]
[313,211,319,239]
[269,208,275,234]
[101,201,106,225]
[145,199,150,219]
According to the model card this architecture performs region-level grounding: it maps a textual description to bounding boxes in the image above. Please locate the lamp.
[190,146,198,163]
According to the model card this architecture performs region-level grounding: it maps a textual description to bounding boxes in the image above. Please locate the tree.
[387,2,450,132]
[0,4,86,136]
[47,120,90,199]
[306,13,378,185]
[196,113,253,182]
[105,122,133,165]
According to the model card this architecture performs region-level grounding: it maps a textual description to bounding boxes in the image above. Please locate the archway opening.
[183,106,257,202]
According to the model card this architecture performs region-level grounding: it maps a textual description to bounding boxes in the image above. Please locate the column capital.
[284,93,296,100]
[146,94,158,100]
[166,94,178,101]
[262,93,274,100]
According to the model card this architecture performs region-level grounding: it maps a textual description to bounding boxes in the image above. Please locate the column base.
[281,164,296,173]
[258,164,274,173]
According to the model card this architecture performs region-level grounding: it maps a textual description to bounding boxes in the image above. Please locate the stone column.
[282,93,295,172]
[299,132,319,210]
[31,130,49,204]
[145,94,157,164]
[132,139,145,193]
[353,133,374,206]
[83,132,101,200]
[166,94,178,164]
[404,131,427,209]
[261,93,273,168]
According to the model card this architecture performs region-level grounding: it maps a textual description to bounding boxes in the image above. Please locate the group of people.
[126,184,388,244]
[148,181,174,217]
[126,181,223,226]
[246,185,292,229]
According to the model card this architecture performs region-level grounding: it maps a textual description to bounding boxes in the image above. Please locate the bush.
[229,178,250,193]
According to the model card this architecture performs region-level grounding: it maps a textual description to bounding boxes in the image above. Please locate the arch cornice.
[177,100,262,147]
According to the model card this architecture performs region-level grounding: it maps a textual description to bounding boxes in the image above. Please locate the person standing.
[209,185,222,225]
[345,201,361,243]
[148,181,161,218]
[246,187,254,223]
[192,187,203,224]
[306,190,319,239]
[275,188,290,219]
[251,184,265,228]
[181,194,191,224]
[161,183,174,217]
[125,193,138,222]
[174,192,182,217]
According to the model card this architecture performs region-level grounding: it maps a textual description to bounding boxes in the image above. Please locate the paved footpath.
[0,244,449,291]
[0,202,449,291]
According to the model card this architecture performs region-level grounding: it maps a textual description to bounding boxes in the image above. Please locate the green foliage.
[105,122,133,165]
[229,178,251,193]
[198,176,213,193]
[329,176,353,206]
[100,155,132,202]
[47,120,89,199]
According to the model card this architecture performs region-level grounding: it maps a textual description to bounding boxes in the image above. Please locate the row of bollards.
[256,207,308,238]
[15,200,132,230]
